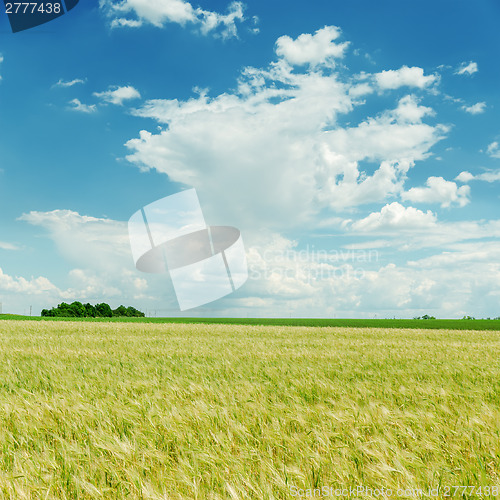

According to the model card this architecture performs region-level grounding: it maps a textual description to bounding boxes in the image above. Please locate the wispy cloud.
[486,141,500,159]
[67,98,97,113]
[456,169,500,183]
[455,61,478,76]
[100,0,246,39]
[0,241,19,251]
[94,85,141,106]
[461,102,486,114]
[54,78,86,88]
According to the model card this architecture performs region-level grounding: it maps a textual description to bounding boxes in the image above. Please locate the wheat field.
[0,320,499,499]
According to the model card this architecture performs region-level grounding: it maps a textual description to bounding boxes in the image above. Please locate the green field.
[2,314,500,331]
[1,320,499,498]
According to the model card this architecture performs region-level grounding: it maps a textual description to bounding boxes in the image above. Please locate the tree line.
[41,302,145,318]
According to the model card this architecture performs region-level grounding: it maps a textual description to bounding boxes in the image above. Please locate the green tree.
[127,306,145,317]
[69,301,85,317]
[113,305,129,317]
[84,303,97,317]
[95,303,113,318]
[41,302,144,318]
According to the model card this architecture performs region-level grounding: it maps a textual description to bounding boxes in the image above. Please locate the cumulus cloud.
[0,266,73,316]
[15,208,190,315]
[243,231,500,318]
[323,97,442,164]
[0,268,60,295]
[351,202,437,231]
[68,98,96,113]
[100,0,246,38]
[126,29,447,230]
[19,210,130,271]
[402,176,470,208]
[456,169,500,183]
[12,210,500,318]
[461,102,486,114]
[345,206,500,251]
[275,26,349,67]
[94,85,141,105]
[455,171,475,183]
[455,61,478,76]
[374,66,438,90]
[392,95,435,123]
[29,24,491,319]
[486,141,500,159]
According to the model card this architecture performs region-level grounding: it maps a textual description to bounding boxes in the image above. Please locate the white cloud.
[374,66,438,90]
[19,210,130,271]
[0,241,19,251]
[392,95,435,123]
[126,32,447,230]
[100,0,246,38]
[455,171,475,183]
[408,241,500,268]
[15,209,183,314]
[461,102,486,114]
[486,141,500,159]
[342,240,392,250]
[242,211,500,317]
[68,98,96,113]
[0,267,60,295]
[100,0,197,26]
[455,61,478,76]
[54,78,86,88]
[242,232,500,318]
[94,85,141,106]
[275,26,349,67]
[351,202,437,231]
[314,98,445,210]
[456,169,500,183]
[198,1,244,38]
[110,17,142,28]
[36,24,494,319]
[402,176,470,208]
[345,207,500,251]
[12,208,500,318]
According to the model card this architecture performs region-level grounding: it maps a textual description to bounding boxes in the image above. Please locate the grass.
[3,314,500,331]
[0,320,499,498]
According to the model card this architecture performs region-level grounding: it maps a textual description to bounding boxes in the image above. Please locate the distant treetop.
[41,302,145,318]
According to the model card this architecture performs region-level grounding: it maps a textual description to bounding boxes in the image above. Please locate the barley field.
[0,320,499,499]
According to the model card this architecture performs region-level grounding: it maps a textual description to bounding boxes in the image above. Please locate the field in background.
[2,314,500,331]
[1,320,499,498]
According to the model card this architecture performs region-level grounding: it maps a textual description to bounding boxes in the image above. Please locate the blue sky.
[1,0,500,317]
